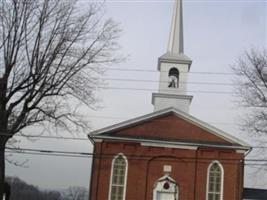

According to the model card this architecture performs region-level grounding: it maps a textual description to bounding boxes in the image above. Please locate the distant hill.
[5,177,88,200]
[6,177,62,200]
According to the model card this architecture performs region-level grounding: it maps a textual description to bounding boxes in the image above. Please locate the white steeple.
[168,0,184,54]
[152,0,193,113]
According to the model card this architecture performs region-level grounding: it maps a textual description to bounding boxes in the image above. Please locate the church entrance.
[156,191,176,200]
[153,175,178,200]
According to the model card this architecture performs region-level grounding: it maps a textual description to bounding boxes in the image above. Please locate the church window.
[109,154,128,200]
[206,161,224,200]
[168,68,179,88]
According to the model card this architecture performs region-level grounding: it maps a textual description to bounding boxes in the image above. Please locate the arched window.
[168,68,179,88]
[206,161,224,200]
[109,154,128,200]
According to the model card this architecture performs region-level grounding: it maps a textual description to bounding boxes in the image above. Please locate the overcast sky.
[6,0,267,191]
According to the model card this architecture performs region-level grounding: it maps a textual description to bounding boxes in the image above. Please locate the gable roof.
[90,107,250,150]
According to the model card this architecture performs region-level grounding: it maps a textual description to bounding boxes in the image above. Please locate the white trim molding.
[151,93,193,105]
[92,135,250,151]
[108,153,128,200]
[141,142,197,150]
[93,139,103,143]
[235,149,247,154]
[206,160,224,200]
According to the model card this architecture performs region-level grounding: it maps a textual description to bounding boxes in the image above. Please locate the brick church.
[88,0,251,200]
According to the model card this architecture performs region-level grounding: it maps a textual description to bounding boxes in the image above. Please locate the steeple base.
[152,93,193,113]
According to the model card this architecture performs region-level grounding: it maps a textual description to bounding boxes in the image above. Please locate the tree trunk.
[0,137,8,200]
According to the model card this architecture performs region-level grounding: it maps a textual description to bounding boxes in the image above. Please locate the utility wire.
[104,67,235,75]
[6,150,267,166]
[104,78,235,86]
[1,131,267,149]
[5,147,267,166]
[97,86,234,94]
[3,135,267,149]
[87,115,236,125]
[5,151,266,167]
[99,0,265,3]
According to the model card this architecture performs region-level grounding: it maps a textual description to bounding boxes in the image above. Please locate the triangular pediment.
[90,107,250,149]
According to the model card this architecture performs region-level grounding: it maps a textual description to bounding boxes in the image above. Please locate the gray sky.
[6,0,267,190]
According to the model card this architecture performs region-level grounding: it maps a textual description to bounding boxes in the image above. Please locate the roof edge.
[88,107,250,148]
[91,135,251,151]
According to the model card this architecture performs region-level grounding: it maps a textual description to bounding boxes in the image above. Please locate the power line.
[103,78,234,86]
[103,0,266,3]
[3,135,267,149]
[5,150,89,159]
[6,151,267,167]
[4,151,262,166]
[98,86,234,94]
[104,67,235,75]
[2,131,267,149]
[87,115,237,125]
[5,147,267,166]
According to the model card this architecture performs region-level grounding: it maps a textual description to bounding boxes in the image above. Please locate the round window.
[163,181,170,190]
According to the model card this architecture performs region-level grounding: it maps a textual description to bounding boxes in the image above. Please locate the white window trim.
[205,160,224,200]
[141,142,197,150]
[108,153,128,200]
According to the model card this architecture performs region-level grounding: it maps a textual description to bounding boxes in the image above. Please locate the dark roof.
[243,188,267,199]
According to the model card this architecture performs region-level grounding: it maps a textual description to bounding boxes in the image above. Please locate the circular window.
[163,181,170,190]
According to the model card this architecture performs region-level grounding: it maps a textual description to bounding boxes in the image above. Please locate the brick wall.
[89,141,244,200]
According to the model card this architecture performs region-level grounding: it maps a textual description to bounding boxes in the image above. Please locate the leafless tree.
[232,48,267,136]
[63,187,88,200]
[232,48,267,184]
[0,0,121,198]
[7,176,62,200]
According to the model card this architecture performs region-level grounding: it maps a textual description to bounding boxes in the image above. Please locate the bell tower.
[152,0,193,113]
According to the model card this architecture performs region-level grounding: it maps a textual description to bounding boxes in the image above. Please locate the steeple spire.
[152,0,193,113]
[168,0,184,54]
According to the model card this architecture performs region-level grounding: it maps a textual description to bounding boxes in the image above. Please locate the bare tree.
[0,0,121,198]
[232,49,267,184]
[232,48,267,135]
[7,176,62,200]
[63,187,88,200]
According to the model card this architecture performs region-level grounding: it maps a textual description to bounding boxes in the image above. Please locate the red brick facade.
[89,112,247,200]
[108,113,235,145]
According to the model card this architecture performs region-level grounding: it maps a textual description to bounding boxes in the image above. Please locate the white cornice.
[157,52,192,71]
[91,135,250,151]
[93,139,103,143]
[236,150,247,154]
[141,142,197,150]
[152,93,193,105]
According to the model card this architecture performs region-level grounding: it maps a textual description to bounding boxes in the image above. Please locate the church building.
[88,0,251,200]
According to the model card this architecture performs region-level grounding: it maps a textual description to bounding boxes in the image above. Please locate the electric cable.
[103,67,235,75]
[5,147,267,167]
